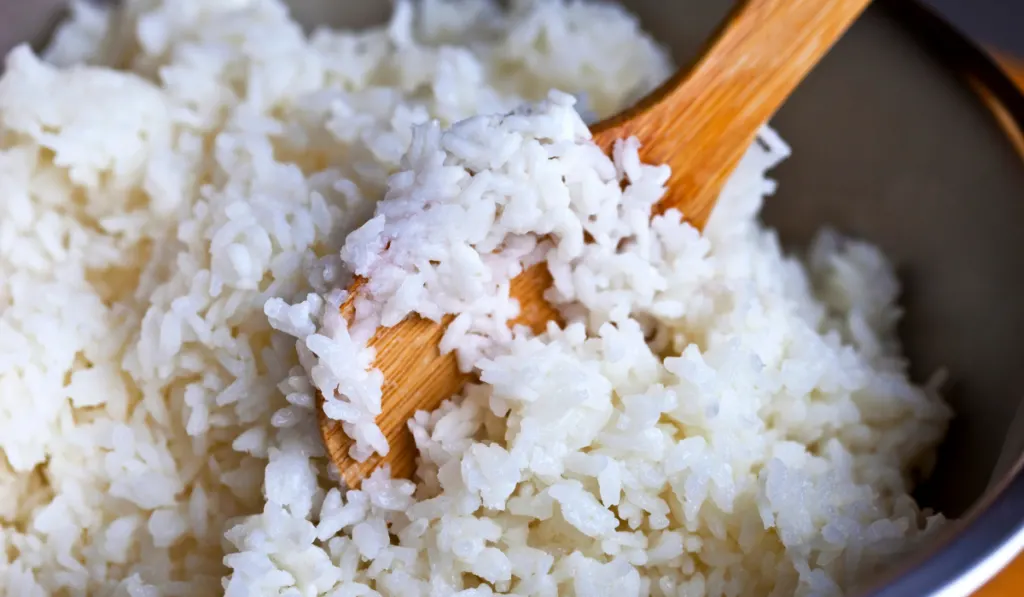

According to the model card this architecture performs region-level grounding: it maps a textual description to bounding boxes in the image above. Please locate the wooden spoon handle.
[593,0,872,228]
[322,0,871,488]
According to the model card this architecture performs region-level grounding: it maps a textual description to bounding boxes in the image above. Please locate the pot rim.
[857,2,1024,595]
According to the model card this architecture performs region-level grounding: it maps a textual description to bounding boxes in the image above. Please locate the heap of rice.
[0,1,952,596]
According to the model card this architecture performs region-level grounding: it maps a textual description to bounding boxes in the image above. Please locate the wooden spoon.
[320,0,871,488]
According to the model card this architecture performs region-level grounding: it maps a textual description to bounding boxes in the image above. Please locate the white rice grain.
[0,1,952,596]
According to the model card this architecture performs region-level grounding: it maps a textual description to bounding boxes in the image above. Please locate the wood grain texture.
[972,52,1024,597]
[320,0,871,488]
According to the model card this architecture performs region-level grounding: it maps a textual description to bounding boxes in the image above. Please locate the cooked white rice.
[0,1,951,596]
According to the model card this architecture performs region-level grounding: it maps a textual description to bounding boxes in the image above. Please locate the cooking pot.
[2,0,1022,595]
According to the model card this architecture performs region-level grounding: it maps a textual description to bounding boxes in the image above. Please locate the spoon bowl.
[319,0,871,487]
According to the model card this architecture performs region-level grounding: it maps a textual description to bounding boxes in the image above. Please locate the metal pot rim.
[860,3,1024,594]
